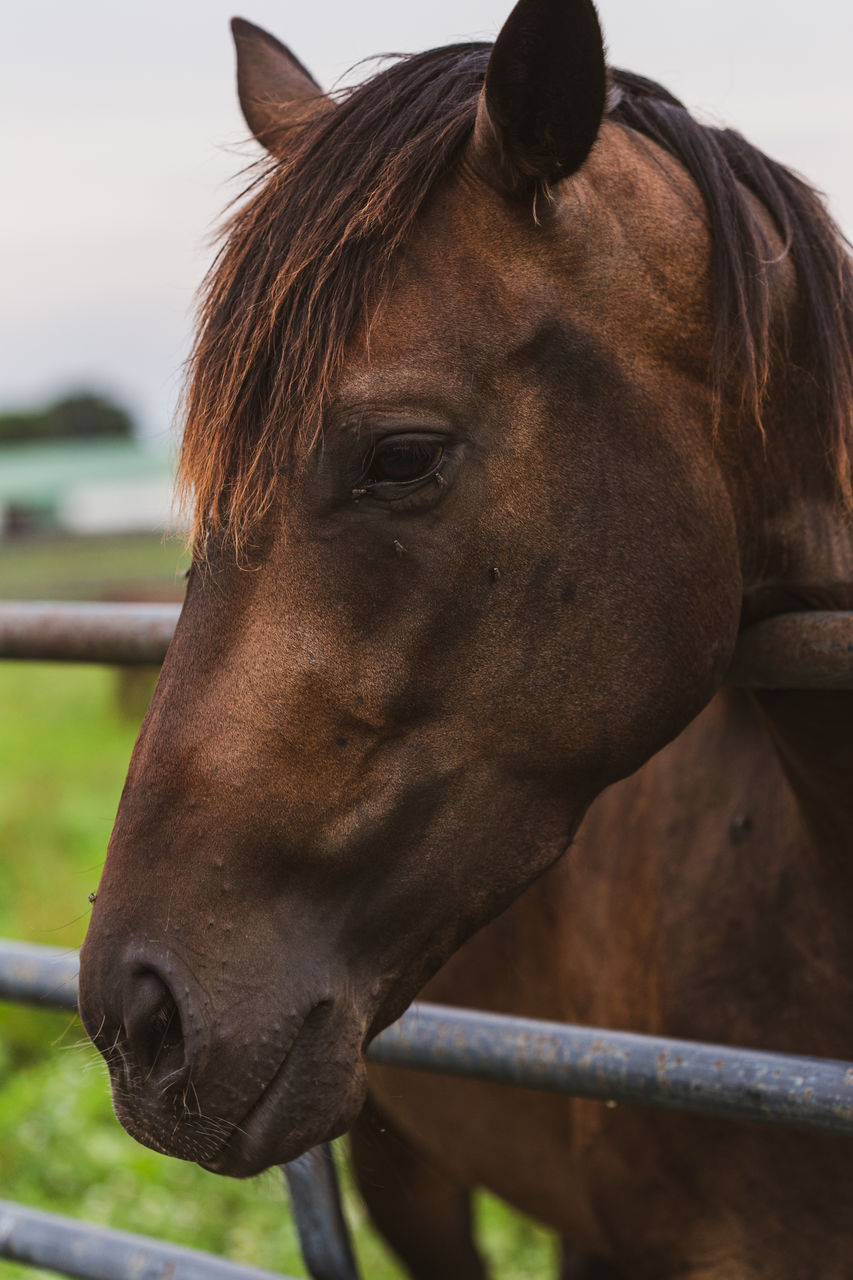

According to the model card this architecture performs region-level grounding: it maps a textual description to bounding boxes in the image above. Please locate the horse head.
[79,0,818,1176]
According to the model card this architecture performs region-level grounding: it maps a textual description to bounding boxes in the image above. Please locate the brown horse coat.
[79,1,853,1275]
[356,684,853,1278]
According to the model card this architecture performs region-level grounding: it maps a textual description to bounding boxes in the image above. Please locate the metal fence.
[2,600,853,686]
[2,600,853,1280]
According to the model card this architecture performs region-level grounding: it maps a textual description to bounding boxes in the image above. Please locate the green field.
[0,536,556,1279]
[0,532,189,601]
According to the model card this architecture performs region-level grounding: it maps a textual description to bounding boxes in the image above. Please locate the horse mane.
[180,45,853,546]
[608,69,853,509]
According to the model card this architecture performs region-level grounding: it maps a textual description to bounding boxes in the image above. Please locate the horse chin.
[202,1055,368,1178]
[108,1035,369,1180]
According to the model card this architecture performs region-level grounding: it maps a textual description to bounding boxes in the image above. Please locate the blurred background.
[1,1,851,1276]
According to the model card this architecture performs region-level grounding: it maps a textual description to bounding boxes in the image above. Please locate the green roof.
[0,439,173,507]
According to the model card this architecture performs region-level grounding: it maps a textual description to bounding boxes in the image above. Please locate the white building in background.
[0,438,183,538]
[59,474,176,535]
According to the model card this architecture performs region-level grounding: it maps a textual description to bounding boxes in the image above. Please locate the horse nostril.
[123,969,186,1083]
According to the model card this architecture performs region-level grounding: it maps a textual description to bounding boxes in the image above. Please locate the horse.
[78,0,853,1275]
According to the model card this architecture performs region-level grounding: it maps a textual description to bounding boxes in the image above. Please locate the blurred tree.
[0,393,135,444]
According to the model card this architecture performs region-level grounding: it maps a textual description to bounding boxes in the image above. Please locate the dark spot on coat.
[729,813,753,845]
[561,580,577,605]
[336,736,349,748]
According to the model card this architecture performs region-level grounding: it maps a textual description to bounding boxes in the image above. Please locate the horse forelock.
[179,43,491,549]
[179,44,853,550]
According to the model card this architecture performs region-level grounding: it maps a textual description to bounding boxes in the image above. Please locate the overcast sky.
[3,0,851,442]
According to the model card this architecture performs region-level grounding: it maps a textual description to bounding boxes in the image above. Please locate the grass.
[0,536,557,1279]
[0,532,189,601]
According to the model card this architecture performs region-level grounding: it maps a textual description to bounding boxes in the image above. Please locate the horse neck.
[748,688,853,892]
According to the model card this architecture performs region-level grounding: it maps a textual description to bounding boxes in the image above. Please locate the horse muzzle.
[77,941,369,1177]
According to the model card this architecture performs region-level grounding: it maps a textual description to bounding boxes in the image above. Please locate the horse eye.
[366,437,444,485]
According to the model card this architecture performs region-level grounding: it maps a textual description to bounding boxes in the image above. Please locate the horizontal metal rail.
[1,601,853,688]
[725,609,853,689]
[0,1200,295,1280]
[371,1003,853,1135]
[4,941,853,1137]
[0,601,177,665]
[0,938,79,1005]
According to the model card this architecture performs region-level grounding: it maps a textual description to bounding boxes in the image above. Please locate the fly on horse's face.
[79,0,749,1176]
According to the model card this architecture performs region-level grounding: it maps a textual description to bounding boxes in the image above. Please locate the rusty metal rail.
[2,601,853,688]
[0,601,177,665]
[4,941,853,1137]
[726,609,853,689]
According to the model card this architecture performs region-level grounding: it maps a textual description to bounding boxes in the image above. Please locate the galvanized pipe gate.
[1,600,852,1280]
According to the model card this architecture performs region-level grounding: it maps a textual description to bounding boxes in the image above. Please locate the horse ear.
[231,17,328,157]
[472,0,607,194]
